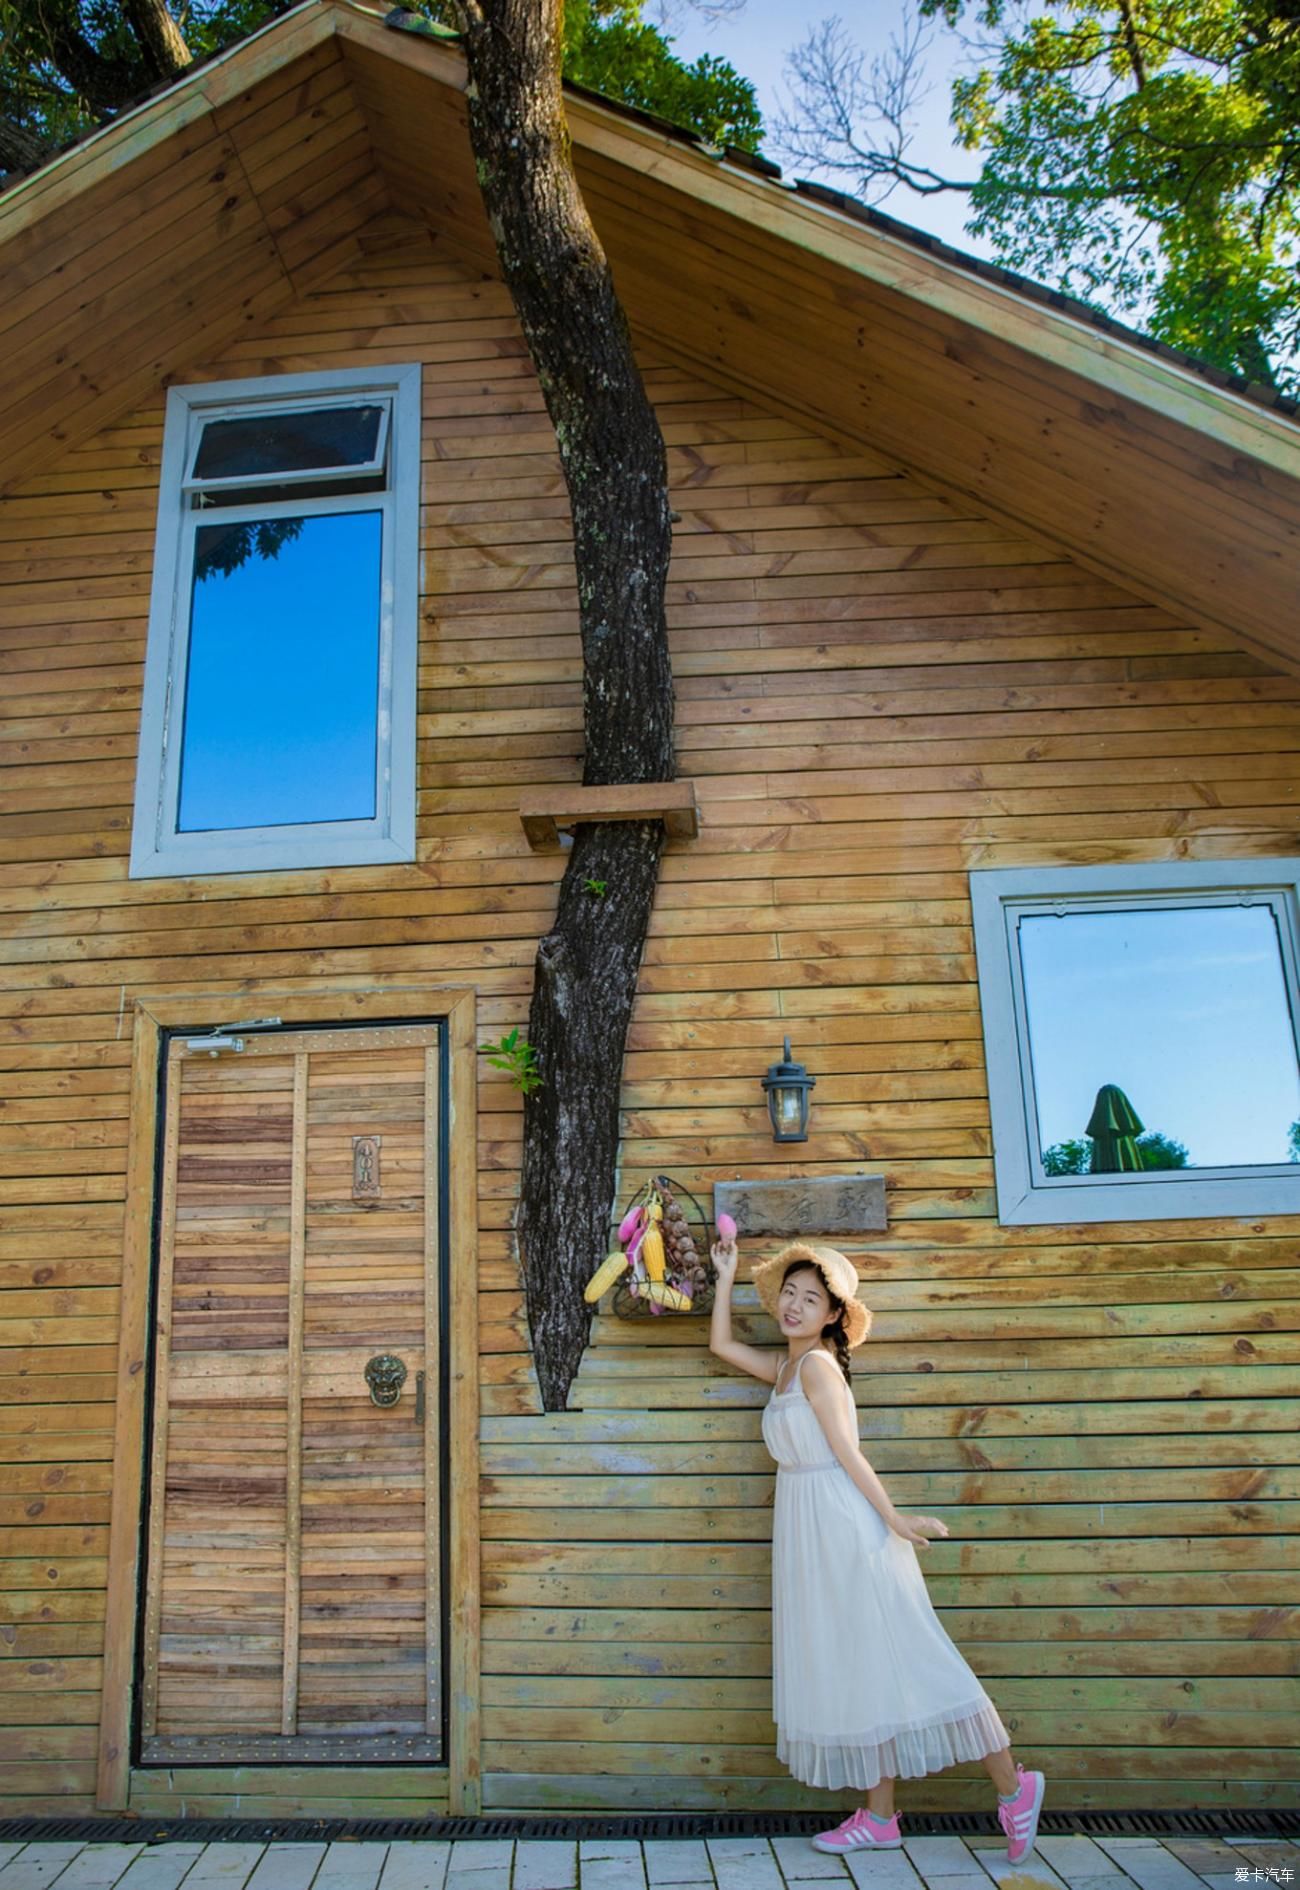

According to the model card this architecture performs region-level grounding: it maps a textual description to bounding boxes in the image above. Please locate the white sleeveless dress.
[761,1348,1011,1791]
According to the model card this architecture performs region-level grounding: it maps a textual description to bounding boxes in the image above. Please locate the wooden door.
[139,1024,445,1764]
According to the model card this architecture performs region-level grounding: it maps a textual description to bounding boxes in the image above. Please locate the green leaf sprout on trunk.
[479,1027,542,1093]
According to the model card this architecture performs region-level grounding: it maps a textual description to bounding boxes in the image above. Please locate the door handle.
[415,1370,426,1426]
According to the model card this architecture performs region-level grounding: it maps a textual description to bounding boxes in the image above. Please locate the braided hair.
[781,1260,854,1386]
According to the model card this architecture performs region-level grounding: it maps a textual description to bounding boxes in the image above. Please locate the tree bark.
[449,0,675,1409]
[0,115,50,177]
[121,0,193,83]
[1115,0,1148,89]
[515,820,666,1409]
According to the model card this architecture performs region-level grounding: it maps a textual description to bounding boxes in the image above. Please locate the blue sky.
[1018,906,1300,1169]
[178,511,381,832]
[664,0,987,253]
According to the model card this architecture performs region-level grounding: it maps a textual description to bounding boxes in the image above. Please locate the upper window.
[130,366,420,877]
[971,859,1300,1224]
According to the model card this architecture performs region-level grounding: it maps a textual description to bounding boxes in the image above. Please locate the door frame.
[96,987,481,1813]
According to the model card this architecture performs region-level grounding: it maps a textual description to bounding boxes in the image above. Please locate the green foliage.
[0,0,284,164]
[479,1027,542,1094]
[931,0,1300,393]
[562,0,761,150]
[1,1,119,156]
[1135,1130,1190,1171]
[583,877,608,897]
[193,517,303,583]
[1041,1136,1092,1175]
[1288,1119,1300,1162]
[182,0,292,60]
[2,0,761,176]
[1042,1128,1191,1174]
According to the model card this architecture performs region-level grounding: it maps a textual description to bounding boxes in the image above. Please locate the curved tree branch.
[775,10,978,204]
[449,0,676,1408]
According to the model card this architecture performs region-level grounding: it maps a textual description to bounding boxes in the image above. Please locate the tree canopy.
[0,0,761,179]
[562,0,761,149]
[777,0,1300,396]
[0,0,247,172]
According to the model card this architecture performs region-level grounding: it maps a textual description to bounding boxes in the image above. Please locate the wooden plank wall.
[0,31,389,500]
[0,211,1297,1816]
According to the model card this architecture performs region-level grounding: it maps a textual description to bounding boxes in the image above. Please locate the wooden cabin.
[2,0,1297,1822]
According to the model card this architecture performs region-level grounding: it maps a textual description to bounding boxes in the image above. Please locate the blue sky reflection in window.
[1018,903,1300,1170]
[177,510,381,831]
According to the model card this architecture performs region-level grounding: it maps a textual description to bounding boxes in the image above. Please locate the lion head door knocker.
[363,1353,407,1408]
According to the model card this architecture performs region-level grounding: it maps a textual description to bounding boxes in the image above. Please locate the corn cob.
[644,1280,691,1310]
[640,1221,666,1282]
[583,1249,630,1303]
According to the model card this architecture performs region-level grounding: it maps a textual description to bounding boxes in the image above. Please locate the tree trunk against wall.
[449,0,675,1408]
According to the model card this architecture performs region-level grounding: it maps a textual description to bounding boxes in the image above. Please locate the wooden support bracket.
[519,780,699,850]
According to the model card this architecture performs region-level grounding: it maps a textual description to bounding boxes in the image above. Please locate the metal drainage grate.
[0,1808,1296,1844]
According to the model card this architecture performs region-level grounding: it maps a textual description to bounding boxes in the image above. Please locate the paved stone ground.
[0,1832,1293,1890]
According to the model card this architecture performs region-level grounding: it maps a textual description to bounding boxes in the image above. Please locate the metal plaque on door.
[352,1133,382,1200]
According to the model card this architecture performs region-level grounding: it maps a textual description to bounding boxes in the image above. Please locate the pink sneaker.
[998,1764,1046,1861]
[812,1806,903,1853]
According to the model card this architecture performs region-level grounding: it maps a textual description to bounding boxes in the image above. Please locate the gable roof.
[2,0,1299,672]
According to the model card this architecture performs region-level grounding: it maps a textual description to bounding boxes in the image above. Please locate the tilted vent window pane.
[192,404,385,480]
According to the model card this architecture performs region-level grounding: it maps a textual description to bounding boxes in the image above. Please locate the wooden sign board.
[714,1174,887,1236]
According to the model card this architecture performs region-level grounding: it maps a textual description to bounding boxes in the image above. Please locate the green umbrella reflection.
[1086,1084,1145,1173]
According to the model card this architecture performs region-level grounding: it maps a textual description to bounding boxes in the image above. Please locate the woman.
[708,1230,1046,1859]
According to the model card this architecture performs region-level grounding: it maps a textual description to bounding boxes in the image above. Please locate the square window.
[970,860,1300,1224]
[130,367,420,878]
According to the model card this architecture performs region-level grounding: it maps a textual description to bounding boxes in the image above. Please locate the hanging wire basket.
[609,1172,716,1318]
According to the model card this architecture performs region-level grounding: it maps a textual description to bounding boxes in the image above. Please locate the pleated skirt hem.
[777,1696,1011,1792]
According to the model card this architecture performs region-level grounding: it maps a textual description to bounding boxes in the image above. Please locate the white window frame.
[130,365,420,878]
[970,858,1300,1225]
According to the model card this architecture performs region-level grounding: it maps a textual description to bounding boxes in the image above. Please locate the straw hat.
[750,1240,872,1350]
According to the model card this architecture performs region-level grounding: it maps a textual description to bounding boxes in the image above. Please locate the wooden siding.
[6,0,1300,660]
[0,19,388,495]
[0,212,1297,1816]
[337,13,1300,671]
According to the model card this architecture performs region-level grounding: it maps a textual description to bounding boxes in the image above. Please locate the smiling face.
[777,1263,837,1340]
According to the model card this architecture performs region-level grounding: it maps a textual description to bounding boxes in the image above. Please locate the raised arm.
[708,1236,779,1384]
[800,1349,949,1550]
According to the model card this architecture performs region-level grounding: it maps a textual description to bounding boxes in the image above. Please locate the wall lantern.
[762,1037,816,1143]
